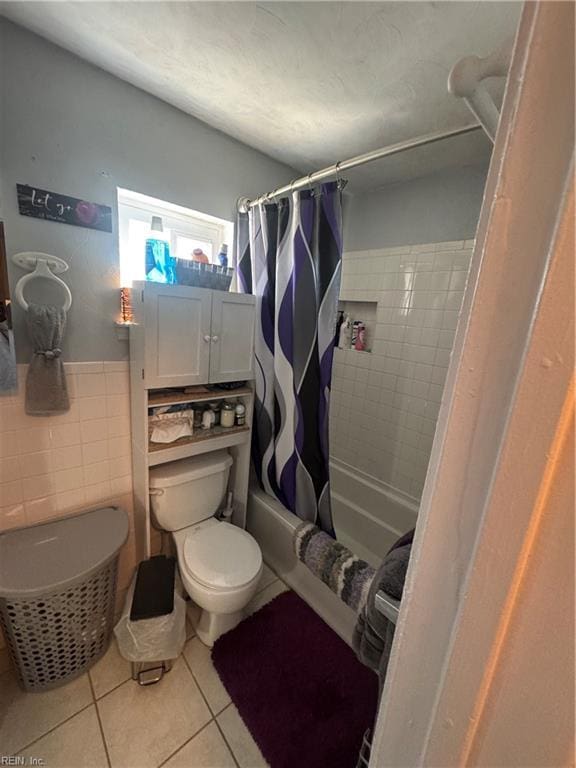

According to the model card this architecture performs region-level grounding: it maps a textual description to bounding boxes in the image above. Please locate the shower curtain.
[237,182,343,535]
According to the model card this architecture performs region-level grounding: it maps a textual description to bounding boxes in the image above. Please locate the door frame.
[370,3,575,765]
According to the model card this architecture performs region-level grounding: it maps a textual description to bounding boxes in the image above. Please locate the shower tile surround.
[330,240,474,501]
[0,361,137,674]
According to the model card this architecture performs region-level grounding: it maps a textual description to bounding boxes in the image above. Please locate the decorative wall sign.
[16,184,112,233]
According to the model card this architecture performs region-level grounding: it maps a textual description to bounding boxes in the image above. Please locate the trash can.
[0,506,128,692]
[114,565,186,686]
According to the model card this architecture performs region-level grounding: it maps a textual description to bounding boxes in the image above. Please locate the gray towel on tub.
[25,303,70,415]
[353,529,414,692]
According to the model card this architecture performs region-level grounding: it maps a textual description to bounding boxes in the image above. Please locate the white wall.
[330,240,473,501]
[344,164,487,252]
[0,20,295,363]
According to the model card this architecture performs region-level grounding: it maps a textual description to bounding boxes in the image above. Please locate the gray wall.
[344,164,488,252]
[0,21,295,362]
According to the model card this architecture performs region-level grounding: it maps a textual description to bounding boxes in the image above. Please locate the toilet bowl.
[149,450,263,646]
[174,518,262,645]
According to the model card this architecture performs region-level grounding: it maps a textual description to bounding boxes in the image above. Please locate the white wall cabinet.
[131,282,255,388]
[209,292,256,383]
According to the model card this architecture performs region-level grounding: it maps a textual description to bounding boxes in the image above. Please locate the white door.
[209,292,256,383]
[144,283,212,387]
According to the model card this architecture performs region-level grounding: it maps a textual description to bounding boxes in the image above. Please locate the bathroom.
[0,3,574,768]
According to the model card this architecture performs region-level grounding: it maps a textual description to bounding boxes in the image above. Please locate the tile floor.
[0,564,288,768]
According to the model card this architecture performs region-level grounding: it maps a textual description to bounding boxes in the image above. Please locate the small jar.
[235,402,246,426]
[220,402,235,428]
[201,408,215,430]
[192,406,204,428]
[208,401,221,425]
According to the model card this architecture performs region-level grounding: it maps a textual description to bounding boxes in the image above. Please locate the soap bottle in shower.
[339,314,352,349]
[335,310,344,347]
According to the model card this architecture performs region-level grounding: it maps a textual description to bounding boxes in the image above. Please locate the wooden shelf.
[148,387,252,408]
[148,424,250,466]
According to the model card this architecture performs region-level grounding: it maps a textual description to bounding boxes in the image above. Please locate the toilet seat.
[182,521,262,591]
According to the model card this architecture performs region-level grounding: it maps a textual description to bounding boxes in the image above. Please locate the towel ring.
[12,252,72,312]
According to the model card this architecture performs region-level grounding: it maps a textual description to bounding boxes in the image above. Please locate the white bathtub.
[246,461,418,645]
[330,459,418,566]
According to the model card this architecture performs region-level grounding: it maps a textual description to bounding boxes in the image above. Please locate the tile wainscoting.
[330,239,474,501]
[0,361,137,674]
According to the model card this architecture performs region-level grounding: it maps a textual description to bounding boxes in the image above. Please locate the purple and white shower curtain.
[237,182,343,535]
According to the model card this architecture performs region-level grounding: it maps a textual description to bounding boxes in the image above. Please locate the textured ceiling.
[1,1,521,188]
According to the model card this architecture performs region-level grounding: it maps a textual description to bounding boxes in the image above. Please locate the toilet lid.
[183,522,262,590]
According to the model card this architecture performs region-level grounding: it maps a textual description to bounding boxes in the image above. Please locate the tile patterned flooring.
[0,564,288,768]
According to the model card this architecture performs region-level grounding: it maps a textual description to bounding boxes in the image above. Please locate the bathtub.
[246,460,418,646]
[330,459,419,566]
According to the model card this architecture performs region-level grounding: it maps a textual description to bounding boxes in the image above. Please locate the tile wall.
[330,240,474,501]
[0,361,136,672]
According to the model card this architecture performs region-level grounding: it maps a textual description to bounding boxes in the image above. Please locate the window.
[117,188,234,287]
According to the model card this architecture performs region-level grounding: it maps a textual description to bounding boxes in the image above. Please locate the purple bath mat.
[212,590,378,768]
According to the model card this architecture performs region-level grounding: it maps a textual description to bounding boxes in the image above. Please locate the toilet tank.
[149,450,233,531]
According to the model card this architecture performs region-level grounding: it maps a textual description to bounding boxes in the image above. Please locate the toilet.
[149,450,263,646]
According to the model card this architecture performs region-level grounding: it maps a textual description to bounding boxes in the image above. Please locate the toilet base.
[195,608,244,647]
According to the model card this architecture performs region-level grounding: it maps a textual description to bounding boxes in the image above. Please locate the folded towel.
[353,529,414,690]
[293,522,376,613]
[25,303,69,415]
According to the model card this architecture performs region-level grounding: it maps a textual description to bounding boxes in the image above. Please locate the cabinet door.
[209,292,256,383]
[143,283,212,387]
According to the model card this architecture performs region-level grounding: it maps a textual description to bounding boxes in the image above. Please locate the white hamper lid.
[183,522,262,589]
[0,506,129,599]
[149,450,233,489]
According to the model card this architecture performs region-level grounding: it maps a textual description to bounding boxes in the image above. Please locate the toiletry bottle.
[208,401,221,425]
[220,401,235,428]
[354,322,366,351]
[217,244,229,269]
[235,402,246,426]
[352,320,365,350]
[340,314,352,349]
[145,216,176,284]
[335,310,344,347]
[201,407,215,430]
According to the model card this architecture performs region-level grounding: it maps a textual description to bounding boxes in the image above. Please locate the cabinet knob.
[212,335,219,343]
[203,335,211,343]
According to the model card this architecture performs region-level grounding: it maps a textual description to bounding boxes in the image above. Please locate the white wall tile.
[52,467,84,494]
[23,473,54,501]
[0,457,20,484]
[80,418,108,444]
[82,440,109,466]
[0,503,26,529]
[77,373,107,398]
[17,427,51,454]
[25,495,57,525]
[50,423,81,449]
[0,431,19,459]
[0,363,133,533]
[51,446,83,472]
[1,479,23,505]
[78,397,108,422]
[333,241,473,500]
[105,372,129,395]
[19,451,51,479]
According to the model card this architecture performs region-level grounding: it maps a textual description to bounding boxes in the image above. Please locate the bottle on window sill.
[217,243,229,269]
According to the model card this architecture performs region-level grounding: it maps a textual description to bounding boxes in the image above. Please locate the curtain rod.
[238,123,482,212]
